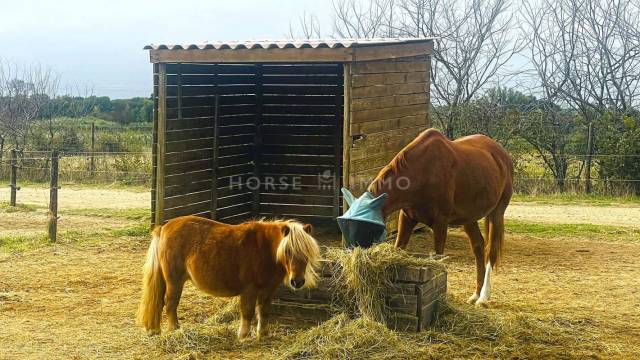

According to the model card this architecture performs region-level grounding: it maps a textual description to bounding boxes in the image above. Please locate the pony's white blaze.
[477,262,492,304]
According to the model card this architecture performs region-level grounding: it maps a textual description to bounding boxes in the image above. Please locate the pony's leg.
[164,278,185,331]
[238,290,257,339]
[463,222,486,304]
[394,210,417,249]
[432,221,448,255]
[256,290,274,341]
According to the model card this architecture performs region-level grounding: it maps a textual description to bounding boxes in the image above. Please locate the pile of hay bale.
[272,243,447,332]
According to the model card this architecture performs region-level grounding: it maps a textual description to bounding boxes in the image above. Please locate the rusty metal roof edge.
[143,38,433,51]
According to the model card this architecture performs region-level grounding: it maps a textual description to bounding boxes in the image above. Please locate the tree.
[522,0,640,192]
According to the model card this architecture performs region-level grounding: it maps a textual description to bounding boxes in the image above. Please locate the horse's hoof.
[467,294,479,304]
[475,299,489,308]
[147,329,161,336]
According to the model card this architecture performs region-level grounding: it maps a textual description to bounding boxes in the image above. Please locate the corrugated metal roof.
[144,38,432,51]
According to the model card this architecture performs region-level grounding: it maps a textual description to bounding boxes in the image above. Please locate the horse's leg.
[463,221,486,304]
[476,203,508,307]
[433,221,448,255]
[238,289,257,339]
[394,210,417,249]
[256,289,275,341]
[164,277,185,331]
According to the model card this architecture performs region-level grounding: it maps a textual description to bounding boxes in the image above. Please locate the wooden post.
[9,149,19,206]
[154,63,167,225]
[332,65,344,218]
[252,64,263,217]
[90,121,96,173]
[585,121,594,194]
[342,64,352,247]
[48,150,59,242]
[211,92,220,219]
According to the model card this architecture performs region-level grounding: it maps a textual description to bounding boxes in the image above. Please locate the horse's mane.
[275,220,321,287]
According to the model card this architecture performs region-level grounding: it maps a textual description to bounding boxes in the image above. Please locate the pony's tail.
[136,226,165,334]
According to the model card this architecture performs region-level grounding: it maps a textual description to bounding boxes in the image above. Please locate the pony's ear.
[370,192,388,208]
[282,224,290,237]
[303,223,313,234]
[341,187,356,206]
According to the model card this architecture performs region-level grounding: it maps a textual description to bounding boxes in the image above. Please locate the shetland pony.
[136,216,321,339]
[367,128,513,307]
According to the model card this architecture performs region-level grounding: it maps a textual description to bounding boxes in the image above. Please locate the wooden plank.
[217,202,253,219]
[165,138,214,153]
[351,93,428,111]
[217,192,252,208]
[261,144,334,156]
[165,169,212,187]
[166,63,256,75]
[353,41,433,62]
[262,85,340,96]
[351,82,428,99]
[260,164,333,175]
[352,72,428,88]
[168,74,257,86]
[165,127,215,142]
[218,144,253,157]
[261,135,333,146]
[155,63,167,224]
[352,104,427,124]
[261,75,341,85]
[168,94,256,108]
[262,95,335,105]
[262,115,335,126]
[352,59,428,74]
[261,193,334,206]
[165,179,212,198]
[350,114,427,136]
[164,200,212,220]
[150,48,354,63]
[219,153,253,167]
[166,117,213,131]
[164,190,212,209]
[259,204,333,217]
[261,154,335,166]
[262,124,333,136]
[218,124,255,136]
[262,64,341,75]
[165,158,212,175]
[165,148,215,165]
[262,105,336,115]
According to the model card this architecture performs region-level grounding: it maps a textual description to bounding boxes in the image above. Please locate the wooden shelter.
[146,38,433,226]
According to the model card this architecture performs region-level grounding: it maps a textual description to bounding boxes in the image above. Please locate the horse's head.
[276,221,321,290]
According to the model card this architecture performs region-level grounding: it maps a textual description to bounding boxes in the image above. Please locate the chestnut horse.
[368,128,513,307]
[137,216,321,339]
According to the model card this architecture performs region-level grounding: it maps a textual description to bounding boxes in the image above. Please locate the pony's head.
[276,221,321,290]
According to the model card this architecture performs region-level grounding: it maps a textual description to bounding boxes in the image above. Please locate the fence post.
[48,150,59,242]
[90,121,96,174]
[9,149,20,206]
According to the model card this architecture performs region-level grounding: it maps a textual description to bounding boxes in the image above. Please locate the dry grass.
[324,244,445,322]
[1,199,639,359]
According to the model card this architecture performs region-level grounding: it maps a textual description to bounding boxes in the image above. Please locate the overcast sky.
[0,0,333,99]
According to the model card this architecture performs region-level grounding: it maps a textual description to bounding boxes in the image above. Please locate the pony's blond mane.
[276,220,321,287]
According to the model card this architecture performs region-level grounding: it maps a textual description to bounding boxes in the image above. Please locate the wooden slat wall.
[346,55,430,197]
[159,63,257,223]
[151,64,159,225]
[258,63,344,220]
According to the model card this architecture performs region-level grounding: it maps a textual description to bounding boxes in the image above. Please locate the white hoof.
[475,297,490,308]
[467,293,479,304]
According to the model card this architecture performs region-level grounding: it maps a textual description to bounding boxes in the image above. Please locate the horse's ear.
[341,187,356,206]
[371,193,388,208]
[303,223,313,234]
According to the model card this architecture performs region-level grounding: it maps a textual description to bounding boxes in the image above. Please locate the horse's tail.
[136,225,165,333]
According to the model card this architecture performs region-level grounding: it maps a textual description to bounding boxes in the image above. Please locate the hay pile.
[325,243,446,322]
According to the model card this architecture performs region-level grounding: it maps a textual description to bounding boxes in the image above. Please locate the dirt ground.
[3,186,639,228]
[1,192,639,358]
